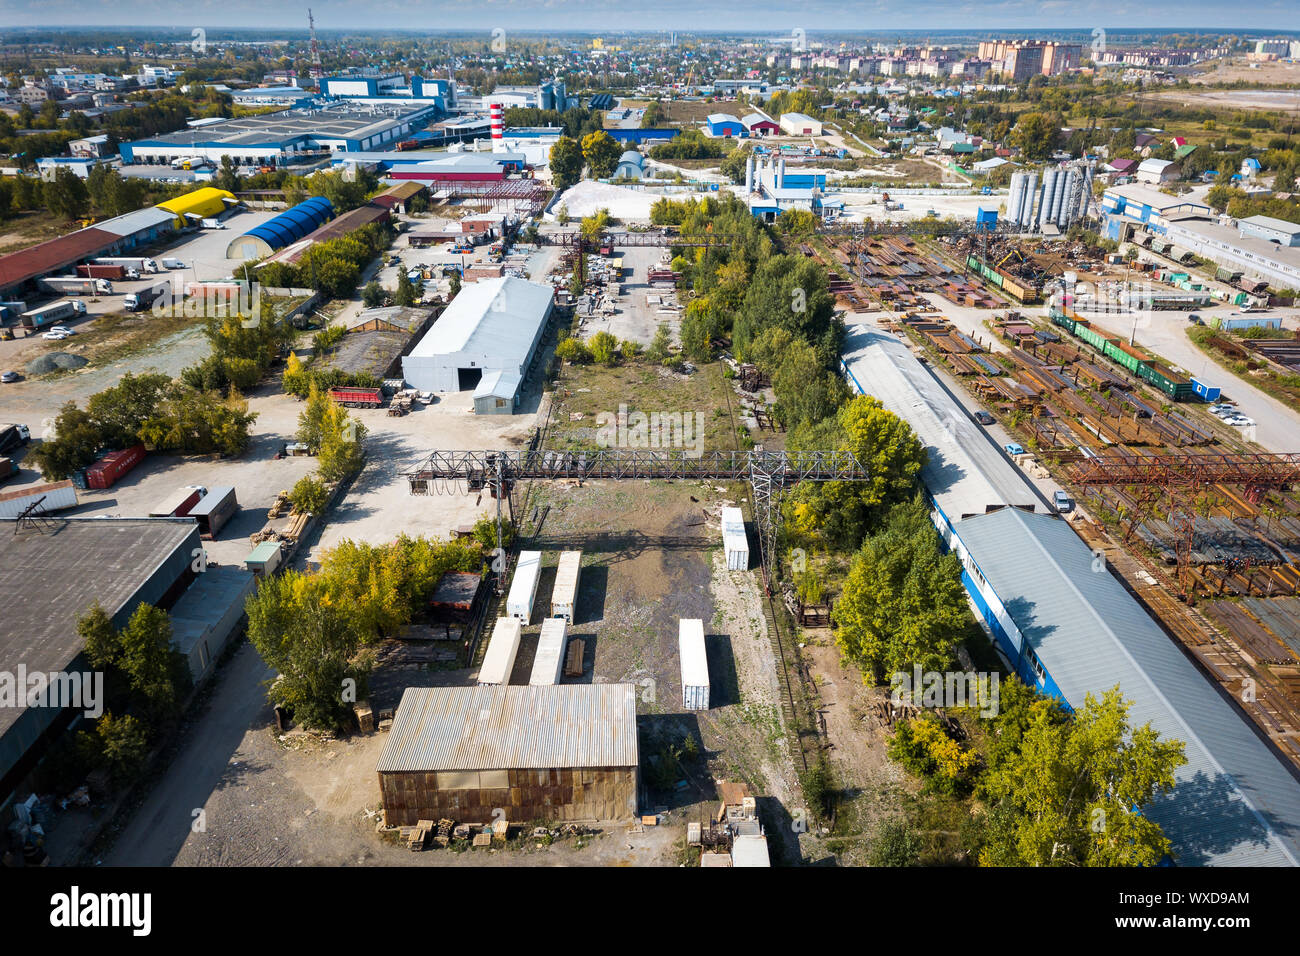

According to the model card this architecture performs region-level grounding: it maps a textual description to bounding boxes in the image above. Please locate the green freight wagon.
[1050,309,1194,401]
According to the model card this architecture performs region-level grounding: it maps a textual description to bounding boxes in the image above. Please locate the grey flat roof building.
[0,518,200,801]
[955,507,1300,866]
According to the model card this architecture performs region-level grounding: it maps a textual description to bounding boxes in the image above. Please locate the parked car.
[47,326,76,336]
[1053,490,1075,514]
[42,330,70,340]
[973,410,995,425]
[1005,442,1026,456]
[0,371,20,383]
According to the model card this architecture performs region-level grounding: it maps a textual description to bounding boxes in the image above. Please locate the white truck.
[160,258,187,270]
[200,218,226,230]
[124,284,171,313]
[39,276,112,296]
[21,299,86,329]
[94,256,160,274]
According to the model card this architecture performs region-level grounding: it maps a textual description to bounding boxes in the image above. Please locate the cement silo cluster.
[1005,164,1094,233]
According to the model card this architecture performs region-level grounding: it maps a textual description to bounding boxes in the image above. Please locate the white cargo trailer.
[679,618,710,711]
[506,550,542,621]
[721,507,750,571]
[0,479,79,518]
[530,618,567,686]
[550,550,583,622]
[478,617,522,686]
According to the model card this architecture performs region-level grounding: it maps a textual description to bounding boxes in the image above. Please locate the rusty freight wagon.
[376,684,639,825]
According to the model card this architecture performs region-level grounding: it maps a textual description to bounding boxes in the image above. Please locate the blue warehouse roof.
[954,507,1300,867]
[242,196,334,252]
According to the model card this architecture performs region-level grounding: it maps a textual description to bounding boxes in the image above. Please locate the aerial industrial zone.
[2,11,1300,894]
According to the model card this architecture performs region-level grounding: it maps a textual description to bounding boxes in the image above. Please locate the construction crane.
[307,8,323,84]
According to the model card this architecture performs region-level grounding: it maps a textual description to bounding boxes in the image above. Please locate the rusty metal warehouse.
[375,684,639,825]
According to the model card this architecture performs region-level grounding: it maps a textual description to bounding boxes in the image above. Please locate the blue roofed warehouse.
[226,196,334,260]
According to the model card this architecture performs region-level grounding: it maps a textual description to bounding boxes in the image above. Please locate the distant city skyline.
[1,1,1299,33]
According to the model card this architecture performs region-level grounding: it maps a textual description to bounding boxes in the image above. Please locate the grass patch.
[547,359,742,453]
[46,309,208,370]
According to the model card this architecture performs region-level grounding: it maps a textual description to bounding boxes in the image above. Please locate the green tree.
[96,712,151,783]
[645,322,674,365]
[588,330,620,365]
[549,136,585,190]
[246,571,373,732]
[290,475,330,514]
[581,130,622,178]
[361,280,385,307]
[869,819,923,867]
[833,498,968,683]
[43,166,91,221]
[1010,111,1062,162]
[395,268,418,307]
[978,687,1186,867]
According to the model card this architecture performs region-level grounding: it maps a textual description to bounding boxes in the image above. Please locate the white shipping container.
[0,480,79,518]
[679,618,710,711]
[721,507,750,571]
[550,550,583,622]
[506,551,542,621]
[478,617,522,686]
[530,618,567,686]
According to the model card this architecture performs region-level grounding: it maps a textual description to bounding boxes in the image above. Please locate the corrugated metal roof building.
[402,275,552,398]
[226,196,333,260]
[0,227,118,295]
[376,684,640,824]
[953,506,1300,867]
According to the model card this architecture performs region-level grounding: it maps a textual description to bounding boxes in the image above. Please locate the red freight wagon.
[328,386,383,408]
[85,444,146,490]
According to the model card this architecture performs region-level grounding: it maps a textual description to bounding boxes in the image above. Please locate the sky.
[0,0,1297,32]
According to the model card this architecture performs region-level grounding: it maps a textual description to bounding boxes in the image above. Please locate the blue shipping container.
[1192,378,1221,403]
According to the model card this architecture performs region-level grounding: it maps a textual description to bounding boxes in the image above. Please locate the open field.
[0,209,75,256]
[1190,58,1300,90]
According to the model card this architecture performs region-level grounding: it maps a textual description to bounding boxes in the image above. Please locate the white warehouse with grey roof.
[402,275,553,407]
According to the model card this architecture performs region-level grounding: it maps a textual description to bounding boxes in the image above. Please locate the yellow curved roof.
[156,187,236,225]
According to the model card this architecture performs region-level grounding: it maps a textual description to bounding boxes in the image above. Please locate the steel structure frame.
[1070,453,1300,498]
[406,449,870,582]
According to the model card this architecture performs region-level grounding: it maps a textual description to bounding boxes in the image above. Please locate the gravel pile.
[26,352,89,375]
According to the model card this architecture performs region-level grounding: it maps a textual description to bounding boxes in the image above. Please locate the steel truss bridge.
[405,449,870,584]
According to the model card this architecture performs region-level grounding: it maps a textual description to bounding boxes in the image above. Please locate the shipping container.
[95,256,159,274]
[39,276,111,296]
[76,263,127,280]
[149,486,202,518]
[21,299,85,328]
[506,550,542,621]
[679,618,710,711]
[328,385,384,408]
[0,479,78,518]
[1192,379,1221,403]
[244,540,283,577]
[550,550,583,622]
[85,444,146,489]
[478,617,522,686]
[721,507,750,571]
[190,485,238,539]
[530,618,567,686]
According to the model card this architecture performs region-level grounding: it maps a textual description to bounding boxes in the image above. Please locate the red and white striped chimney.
[490,102,504,140]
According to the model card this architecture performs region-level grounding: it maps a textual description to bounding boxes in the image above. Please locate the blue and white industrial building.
[705,113,747,138]
[1099,184,1211,240]
[120,103,441,168]
[841,322,1300,866]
